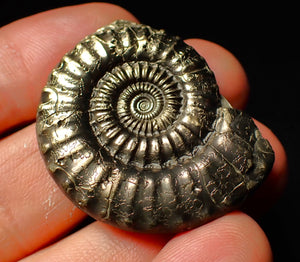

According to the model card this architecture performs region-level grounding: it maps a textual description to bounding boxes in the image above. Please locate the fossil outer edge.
[36,20,274,233]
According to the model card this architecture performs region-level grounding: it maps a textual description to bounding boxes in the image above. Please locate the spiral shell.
[36,20,274,233]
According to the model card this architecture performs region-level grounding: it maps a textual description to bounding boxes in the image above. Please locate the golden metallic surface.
[36,20,274,233]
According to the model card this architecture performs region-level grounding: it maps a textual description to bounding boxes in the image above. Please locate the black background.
[0,1,298,261]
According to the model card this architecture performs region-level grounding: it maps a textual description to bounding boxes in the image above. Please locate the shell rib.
[36,20,274,233]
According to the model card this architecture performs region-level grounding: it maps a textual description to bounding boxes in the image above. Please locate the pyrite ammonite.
[36,20,274,233]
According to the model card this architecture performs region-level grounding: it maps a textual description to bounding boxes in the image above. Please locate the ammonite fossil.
[36,20,274,233]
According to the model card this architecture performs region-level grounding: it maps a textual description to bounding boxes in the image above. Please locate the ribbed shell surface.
[36,20,274,233]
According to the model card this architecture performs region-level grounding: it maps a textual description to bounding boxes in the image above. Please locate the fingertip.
[255,120,288,192]
[154,212,272,262]
[246,120,288,215]
[185,39,249,109]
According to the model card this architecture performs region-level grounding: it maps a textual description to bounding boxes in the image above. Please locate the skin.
[0,3,288,262]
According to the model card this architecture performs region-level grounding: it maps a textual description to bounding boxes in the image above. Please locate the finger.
[22,221,170,262]
[0,2,138,134]
[254,120,288,195]
[185,39,249,109]
[0,3,139,261]
[244,120,288,216]
[0,124,86,262]
[153,212,272,262]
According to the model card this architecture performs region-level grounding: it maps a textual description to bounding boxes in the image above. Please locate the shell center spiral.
[133,93,154,114]
[118,82,164,123]
[89,61,184,169]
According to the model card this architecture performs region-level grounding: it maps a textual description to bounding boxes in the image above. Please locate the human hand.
[0,3,287,261]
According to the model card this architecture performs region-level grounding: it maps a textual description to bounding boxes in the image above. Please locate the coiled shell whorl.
[36,20,274,233]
